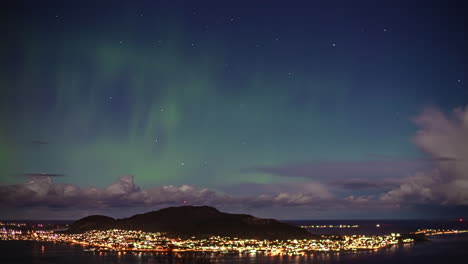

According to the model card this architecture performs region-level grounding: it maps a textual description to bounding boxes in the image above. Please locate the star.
[332,43,336,47]
[119,41,123,44]
[458,79,461,83]
[160,108,165,112]
[180,162,185,166]
[108,96,113,100]
[154,138,158,143]
[383,28,388,32]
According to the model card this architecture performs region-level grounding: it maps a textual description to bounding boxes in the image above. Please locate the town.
[1,227,413,255]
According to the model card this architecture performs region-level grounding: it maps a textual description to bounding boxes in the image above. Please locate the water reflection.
[2,236,468,264]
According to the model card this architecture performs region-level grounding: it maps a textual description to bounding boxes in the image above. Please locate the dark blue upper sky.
[1,0,467,219]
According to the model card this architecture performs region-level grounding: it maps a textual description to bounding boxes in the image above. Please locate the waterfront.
[1,219,467,263]
[1,233,468,264]
[1,229,410,254]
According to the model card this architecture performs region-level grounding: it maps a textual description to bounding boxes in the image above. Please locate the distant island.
[67,206,314,240]
[8,210,456,254]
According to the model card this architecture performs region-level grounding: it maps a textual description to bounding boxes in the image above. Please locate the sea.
[1,220,467,264]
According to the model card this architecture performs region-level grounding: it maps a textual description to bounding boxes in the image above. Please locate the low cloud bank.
[0,175,361,218]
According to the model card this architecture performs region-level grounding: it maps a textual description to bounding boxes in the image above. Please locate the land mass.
[67,206,314,240]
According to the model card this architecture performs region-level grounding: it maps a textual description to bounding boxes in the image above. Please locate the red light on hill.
[459,218,463,222]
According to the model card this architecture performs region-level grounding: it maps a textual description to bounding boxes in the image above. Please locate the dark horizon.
[0,218,462,222]
[0,205,466,222]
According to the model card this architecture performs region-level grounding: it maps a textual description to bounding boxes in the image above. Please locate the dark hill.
[67,215,115,233]
[68,206,313,240]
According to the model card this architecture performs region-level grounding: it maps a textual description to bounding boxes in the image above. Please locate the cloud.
[246,159,429,181]
[3,106,468,219]
[330,178,401,191]
[0,175,403,219]
[31,140,49,145]
[221,181,331,197]
[19,173,65,177]
[0,175,230,209]
[0,175,364,218]
[243,105,468,209]
[381,106,468,205]
[237,181,334,208]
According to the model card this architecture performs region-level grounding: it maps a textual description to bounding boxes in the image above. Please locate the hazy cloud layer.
[31,140,49,145]
[247,159,430,181]
[2,106,468,218]
[19,173,65,177]
[330,178,402,191]
[0,175,371,219]
[0,175,227,209]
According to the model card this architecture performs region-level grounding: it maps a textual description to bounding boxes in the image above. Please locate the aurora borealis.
[1,0,468,219]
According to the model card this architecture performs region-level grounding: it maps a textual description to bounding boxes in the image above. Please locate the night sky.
[1,0,467,220]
